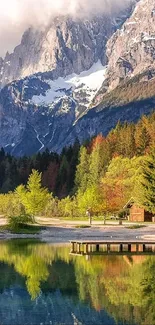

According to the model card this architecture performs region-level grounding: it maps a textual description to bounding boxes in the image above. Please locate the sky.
[0,0,133,57]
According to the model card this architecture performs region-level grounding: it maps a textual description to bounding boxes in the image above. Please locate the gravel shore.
[0,224,155,243]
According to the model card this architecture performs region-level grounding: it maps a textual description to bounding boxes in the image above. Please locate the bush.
[8,214,34,230]
[118,209,129,219]
[0,193,25,217]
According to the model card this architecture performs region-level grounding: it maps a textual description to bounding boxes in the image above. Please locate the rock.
[0,15,113,87]
[100,0,155,94]
[0,1,136,87]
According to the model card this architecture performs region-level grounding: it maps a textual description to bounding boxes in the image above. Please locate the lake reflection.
[0,240,154,325]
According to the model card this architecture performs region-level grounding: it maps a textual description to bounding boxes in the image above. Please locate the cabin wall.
[129,204,154,222]
[130,205,145,222]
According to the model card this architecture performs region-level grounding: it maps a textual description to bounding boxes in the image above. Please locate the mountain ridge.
[0,0,154,156]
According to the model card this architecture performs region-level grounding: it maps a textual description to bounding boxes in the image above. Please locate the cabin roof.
[123,197,135,209]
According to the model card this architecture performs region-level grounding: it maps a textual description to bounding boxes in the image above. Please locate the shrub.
[8,214,34,230]
[118,209,129,219]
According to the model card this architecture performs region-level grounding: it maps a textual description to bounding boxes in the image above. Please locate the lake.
[0,239,154,325]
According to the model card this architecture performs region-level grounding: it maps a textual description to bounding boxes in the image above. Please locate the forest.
[0,112,155,222]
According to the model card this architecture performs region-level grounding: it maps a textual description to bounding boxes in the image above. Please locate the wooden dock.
[70,240,155,256]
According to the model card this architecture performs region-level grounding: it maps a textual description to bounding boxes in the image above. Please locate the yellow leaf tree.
[16,170,50,220]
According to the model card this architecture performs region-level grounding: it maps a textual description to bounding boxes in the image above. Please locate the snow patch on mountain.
[32,61,107,107]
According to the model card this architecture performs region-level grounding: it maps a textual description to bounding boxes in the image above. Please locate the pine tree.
[75,146,89,194]
[88,143,103,187]
[56,155,69,197]
[42,161,59,193]
[137,127,151,155]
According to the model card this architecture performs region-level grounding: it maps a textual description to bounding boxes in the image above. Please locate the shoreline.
[0,224,155,243]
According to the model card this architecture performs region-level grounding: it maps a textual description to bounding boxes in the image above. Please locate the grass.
[126,225,146,229]
[0,225,7,232]
[0,224,44,234]
[58,216,106,221]
[75,225,91,229]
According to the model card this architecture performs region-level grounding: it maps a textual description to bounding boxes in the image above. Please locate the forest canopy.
[0,112,155,219]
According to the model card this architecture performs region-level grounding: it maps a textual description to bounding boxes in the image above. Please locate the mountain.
[1,0,154,156]
[0,61,107,155]
[106,0,155,90]
[94,0,155,104]
[0,14,115,87]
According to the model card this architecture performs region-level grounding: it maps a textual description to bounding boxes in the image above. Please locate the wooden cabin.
[124,198,155,222]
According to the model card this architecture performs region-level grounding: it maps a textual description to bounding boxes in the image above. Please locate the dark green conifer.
[139,147,155,214]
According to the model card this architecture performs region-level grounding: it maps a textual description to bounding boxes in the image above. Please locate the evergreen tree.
[0,148,5,161]
[56,155,69,197]
[66,139,80,194]
[139,147,155,213]
[137,127,151,155]
[89,143,103,187]
[75,146,89,194]
[42,161,59,193]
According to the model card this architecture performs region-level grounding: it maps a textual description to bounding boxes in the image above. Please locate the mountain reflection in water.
[0,239,154,325]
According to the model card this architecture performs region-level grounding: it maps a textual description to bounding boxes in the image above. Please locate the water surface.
[0,239,154,325]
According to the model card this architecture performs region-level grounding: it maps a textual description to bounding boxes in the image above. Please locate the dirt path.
[0,217,7,226]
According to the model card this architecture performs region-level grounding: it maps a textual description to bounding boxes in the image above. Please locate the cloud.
[0,0,133,57]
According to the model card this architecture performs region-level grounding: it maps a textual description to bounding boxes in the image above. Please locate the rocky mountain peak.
[98,0,155,95]
[0,2,136,88]
[0,15,111,87]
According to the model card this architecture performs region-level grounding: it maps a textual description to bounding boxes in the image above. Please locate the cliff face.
[0,15,113,87]
[99,0,155,94]
[0,0,137,88]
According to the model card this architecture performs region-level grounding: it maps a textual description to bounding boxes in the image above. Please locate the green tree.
[58,196,78,218]
[75,146,90,194]
[138,148,155,214]
[89,143,104,187]
[77,185,103,216]
[0,192,25,217]
[137,127,151,155]
[16,170,50,220]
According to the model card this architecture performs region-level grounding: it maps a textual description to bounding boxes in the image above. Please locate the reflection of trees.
[0,242,76,300]
[16,255,49,299]
[0,241,155,324]
[139,258,155,325]
[0,262,24,291]
[43,260,77,296]
[76,255,155,325]
[0,241,49,300]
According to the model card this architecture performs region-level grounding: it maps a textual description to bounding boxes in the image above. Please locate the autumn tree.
[101,156,146,214]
